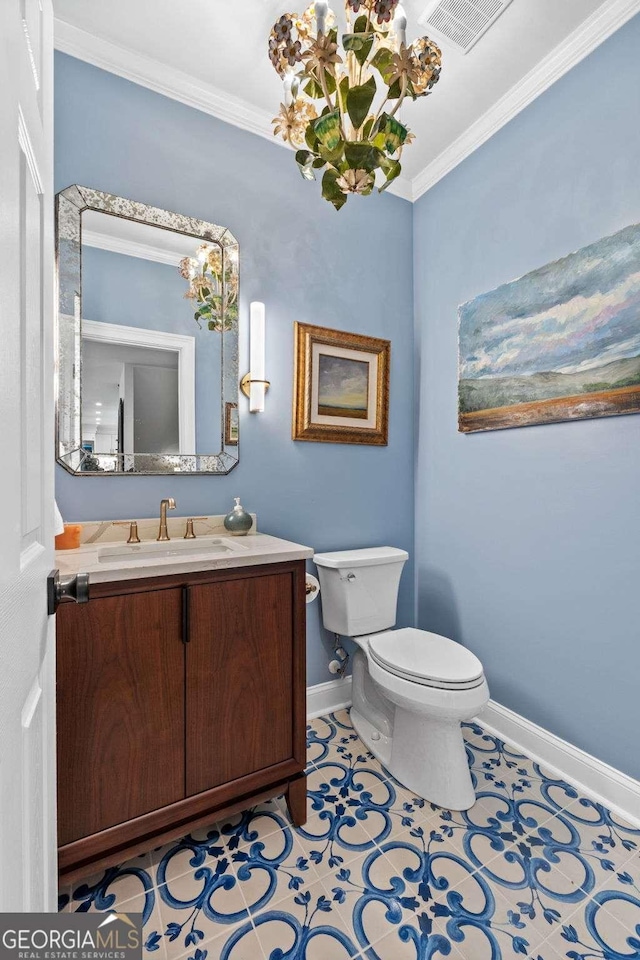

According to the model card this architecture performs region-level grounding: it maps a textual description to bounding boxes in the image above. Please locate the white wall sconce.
[240,301,270,413]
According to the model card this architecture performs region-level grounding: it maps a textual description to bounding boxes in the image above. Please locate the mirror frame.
[55,184,240,476]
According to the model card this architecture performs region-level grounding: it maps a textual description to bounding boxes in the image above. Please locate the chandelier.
[269,1,442,209]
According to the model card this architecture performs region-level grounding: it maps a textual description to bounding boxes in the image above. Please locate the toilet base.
[350,644,484,812]
[389,707,476,811]
[350,707,392,769]
[353,703,476,811]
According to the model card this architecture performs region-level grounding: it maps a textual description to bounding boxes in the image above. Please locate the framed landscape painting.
[224,402,238,445]
[293,322,390,444]
[458,221,640,433]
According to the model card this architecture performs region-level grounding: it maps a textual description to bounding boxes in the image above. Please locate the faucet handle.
[184,517,208,540]
[112,520,141,544]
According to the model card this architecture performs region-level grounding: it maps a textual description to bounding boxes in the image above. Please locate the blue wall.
[55,53,416,687]
[413,15,640,779]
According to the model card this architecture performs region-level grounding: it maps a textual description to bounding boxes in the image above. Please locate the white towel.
[54,500,65,536]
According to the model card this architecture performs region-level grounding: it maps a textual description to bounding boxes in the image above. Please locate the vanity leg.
[285,774,308,827]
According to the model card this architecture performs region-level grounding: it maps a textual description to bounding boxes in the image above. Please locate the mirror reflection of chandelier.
[269,1,442,209]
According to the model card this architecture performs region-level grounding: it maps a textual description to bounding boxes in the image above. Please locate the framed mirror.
[55,185,240,475]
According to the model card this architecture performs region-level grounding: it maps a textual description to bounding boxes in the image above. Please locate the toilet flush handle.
[340,572,356,582]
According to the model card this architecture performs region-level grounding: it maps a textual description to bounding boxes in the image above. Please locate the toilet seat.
[368,627,485,691]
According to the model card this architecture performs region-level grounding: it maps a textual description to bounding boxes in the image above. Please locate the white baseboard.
[306,676,353,721]
[478,700,640,828]
[306,682,640,827]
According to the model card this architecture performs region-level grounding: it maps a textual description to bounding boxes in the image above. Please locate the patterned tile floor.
[58,710,640,959]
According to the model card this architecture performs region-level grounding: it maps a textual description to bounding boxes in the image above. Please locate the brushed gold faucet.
[157,498,176,541]
[112,520,141,544]
[184,517,207,540]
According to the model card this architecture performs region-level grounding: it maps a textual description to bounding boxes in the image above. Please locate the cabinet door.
[57,589,185,845]
[186,572,293,795]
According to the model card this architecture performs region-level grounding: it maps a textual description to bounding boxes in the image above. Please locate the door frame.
[82,319,196,454]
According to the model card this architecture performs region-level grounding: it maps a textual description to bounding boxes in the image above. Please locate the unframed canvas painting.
[458,222,640,433]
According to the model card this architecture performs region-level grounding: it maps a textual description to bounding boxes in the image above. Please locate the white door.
[0,0,56,910]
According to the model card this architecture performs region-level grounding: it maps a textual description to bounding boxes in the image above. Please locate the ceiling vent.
[418,0,515,55]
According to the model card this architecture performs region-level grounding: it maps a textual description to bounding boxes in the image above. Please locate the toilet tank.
[313,547,409,637]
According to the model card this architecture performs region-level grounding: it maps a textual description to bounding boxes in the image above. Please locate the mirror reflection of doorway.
[81,320,196,468]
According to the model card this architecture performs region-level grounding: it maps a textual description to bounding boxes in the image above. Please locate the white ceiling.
[53,0,639,200]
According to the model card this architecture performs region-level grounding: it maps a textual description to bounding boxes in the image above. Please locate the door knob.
[47,569,90,615]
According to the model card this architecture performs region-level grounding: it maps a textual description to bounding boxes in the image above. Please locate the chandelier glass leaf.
[269,1,442,209]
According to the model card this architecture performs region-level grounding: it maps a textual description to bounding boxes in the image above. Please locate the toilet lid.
[369,628,484,689]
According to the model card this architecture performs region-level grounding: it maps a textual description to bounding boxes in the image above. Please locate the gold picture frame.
[293,322,390,445]
[224,402,238,445]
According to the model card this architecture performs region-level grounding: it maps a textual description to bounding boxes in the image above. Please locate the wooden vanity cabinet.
[56,560,307,883]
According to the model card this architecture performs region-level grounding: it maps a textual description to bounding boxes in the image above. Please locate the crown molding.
[82,228,184,266]
[53,18,413,203]
[411,0,640,200]
[384,175,414,202]
[55,0,638,207]
[54,19,278,143]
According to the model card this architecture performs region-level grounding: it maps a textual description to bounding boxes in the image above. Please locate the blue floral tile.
[156,873,248,960]
[535,805,640,906]
[307,715,343,768]
[297,760,407,871]
[58,714,640,960]
[169,923,264,960]
[294,809,377,880]
[528,938,569,959]
[57,885,71,913]
[594,863,640,912]
[376,816,502,891]
[322,844,427,959]
[472,814,595,919]
[332,708,355,731]
[463,722,580,814]
[217,798,289,853]
[307,710,364,771]
[324,729,387,777]
[251,877,360,959]
[152,827,229,890]
[230,824,320,918]
[420,792,559,875]
[535,888,640,960]
[559,796,640,871]
[332,839,578,959]
[63,882,165,960]
[355,789,436,850]
[65,855,155,921]
[154,836,250,960]
[463,720,531,768]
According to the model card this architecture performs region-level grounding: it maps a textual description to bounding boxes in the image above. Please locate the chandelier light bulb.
[393,4,407,48]
[315,1,329,35]
[283,69,296,106]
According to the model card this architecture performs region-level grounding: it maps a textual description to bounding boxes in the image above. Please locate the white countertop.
[56,532,314,584]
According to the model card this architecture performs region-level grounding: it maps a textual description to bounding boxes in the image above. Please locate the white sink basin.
[98,536,248,564]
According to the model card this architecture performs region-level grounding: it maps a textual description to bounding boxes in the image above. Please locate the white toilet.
[313,546,489,811]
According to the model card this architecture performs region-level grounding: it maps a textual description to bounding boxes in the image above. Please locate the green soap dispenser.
[224,497,253,536]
